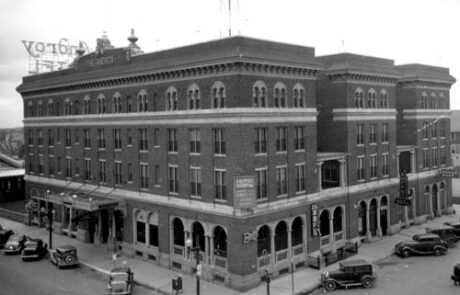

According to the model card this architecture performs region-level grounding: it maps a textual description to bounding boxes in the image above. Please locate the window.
[65,157,72,178]
[370,155,377,178]
[27,101,35,117]
[432,148,438,167]
[440,121,446,138]
[355,88,364,108]
[256,168,268,200]
[382,154,389,176]
[114,162,122,186]
[190,167,201,197]
[211,81,226,108]
[55,102,60,116]
[368,89,377,108]
[138,129,148,151]
[83,96,91,114]
[97,129,105,149]
[188,84,200,110]
[136,219,146,244]
[296,163,306,192]
[154,165,160,186]
[255,128,267,154]
[168,129,178,152]
[83,129,91,148]
[423,122,429,139]
[421,92,428,109]
[137,90,148,112]
[57,128,61,143]
[64,98,72,116]
[127,163,133,182]
[48,155,55,176]
[214,169,227,200]
[189,129,200,154]
[274,82,287,108]
[380,90,388,108]
[166,87,178,111]
[252,81,267,107]
[293,83,305,108]
[441,146,447,165]
[38,129,43,146]
[75,158,80,176]
[323,161,339,182]
[99,160,106,183]
[276,127,287,152]
[126,95,132,113]
[423,149,429,168]
[140,163,149,189]
[369,124,376,144]
[37,101,44,116]
[38,154,44,174]
[84,159,91,181]
[357,157,365,181]
[295,127,305,151]
[432,122,437,138]
[47,100,54,116]
[57,157,61,174]
[127,129,132,146]
[381,123,389,142]
[154,128,160,147]
[356,124,364,145]
[74,128,79,144]
[28,154,34,173]
[276,166,288,196]
[149,223,159,247]
[214,129,226,155]
[430,93,437,109]
[65,129,71,147]
[28,129,33,145]
[112,93,122,113]
[113,129,122,150]
[169,165,178,194]
[97,94,106,114]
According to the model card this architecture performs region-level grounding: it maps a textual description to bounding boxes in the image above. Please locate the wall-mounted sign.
[243,231,258,244]
[234,176,256,209]
[438,168,458,178]
[311,204,320,236]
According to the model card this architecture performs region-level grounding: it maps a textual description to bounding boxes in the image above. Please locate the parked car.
[426,225,458,248]
[106,267,134,295]
[21,238,48,260]
[320,259,376,291]
[394,233,448,258]
[3,234,28,254]
[443,222,460,239]
[0,229,14,249]
[49,245,79,268]
[452,262,460,285]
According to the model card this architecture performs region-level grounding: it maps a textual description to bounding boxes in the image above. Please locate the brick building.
[16,33,456,290]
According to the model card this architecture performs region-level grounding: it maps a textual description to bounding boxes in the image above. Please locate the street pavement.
[1,207,460,295]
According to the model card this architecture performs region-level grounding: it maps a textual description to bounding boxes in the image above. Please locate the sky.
[0,0,459,128]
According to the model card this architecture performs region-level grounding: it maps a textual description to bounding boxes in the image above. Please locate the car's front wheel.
[361,276,374,288]
[434,248,442,256]
[402,249,411,258]
[324,280,337,291]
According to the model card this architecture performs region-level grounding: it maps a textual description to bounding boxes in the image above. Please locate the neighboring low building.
[0,150,25,203]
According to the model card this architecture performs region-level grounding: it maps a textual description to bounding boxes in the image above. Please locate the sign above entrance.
[394,197,413,206]
[234,176,256,209]
[438,168,458,178]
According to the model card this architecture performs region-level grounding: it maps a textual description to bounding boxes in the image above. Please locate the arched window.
[112,92,122,113]
[135,210,146,244]
[64,98,72,116]
[355,88,364,108]
[137,89,148,112]
[430,92,437,109]
[291,217,303,246]
[274,221,288,251]
[273,82,287,108]
[257,225,271,257]
[166,86,178,111]
[173,218,184,246]
[97,94,106,114]
[191,221,205,251]
[439,93,446,109]
[211,81,226,109]
[421,92,428,109]
[293,83,305,108]
[252,81,267,107]
[187,84,200,110]
[37,100,44,117]
[73,100,79,115]
[213,226,227,258]
[148,213,159,247]
[333,207,343,232]
[83,96,91,114]
[368,89,377,108]
[27,101,34,117]
[47,99,54,116]
[380,89,388,108]
[319,210,330,236]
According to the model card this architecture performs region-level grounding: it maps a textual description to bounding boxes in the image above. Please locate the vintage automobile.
[452,263,460,285]
[426,225,458,248]
[320,259,376,291]
[106,267,134,295]
[3,234,28,254]
[0,229,14,249]
[49,245,79,268]
[21,238,48,260]
[394,233,448,257]
[444,222,460,239]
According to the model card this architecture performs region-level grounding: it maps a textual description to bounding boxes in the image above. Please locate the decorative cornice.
[332,108,397,121]
[398,79,453,90]
[327,72,399,86]
[402,109,451,120]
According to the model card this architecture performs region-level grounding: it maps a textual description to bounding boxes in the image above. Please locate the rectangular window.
[28,154,34,173]
[382,123,389,142]
[28,130,33,145]
[113,129,122,150]
[369,124,376,144]
[382,154,389,176]
[423,122,429,139]
[65,157,72,178]
[441,146,447,165]
[168,129,178,152]
[255,128,267,154]
[75,158,80,175]
[214,129,226,155]
[276,166,288,196]
[296,163,306,193]
[99,160,106,183]
[423,149,429,168]
[138,129,148,151]
[57,157,61,174]
[47,129,54,146]
[57,128,61,143]
[127,163,133,182]
[127,129,132,146]
[140,163,149,189]
[114,162,122,185]
[190,167,202,197]
[370,155,377,178]
[84,159,91,181]
[323,161,339,182]
[74,128,79,144]
[214,169,227,200]
[38,154,44,174]
[136,221,145,243]
[276,127,287,152]
[97,129,105,149]
[169,165,178,194]
[295,127,305,151]
[440,121,446,138]
[149,224,159,247]
[357,157,365,181]
[432,122,437,138]
[356,124,364,145]
[256,168,268,200]
[189,129,201,154]
[48,155,55,176]
[38,129,43,146]
[154,165,160,186]
[83,129,91,148]
[154,128,159,147]
[432,148,438,167]
[65,129,71,147]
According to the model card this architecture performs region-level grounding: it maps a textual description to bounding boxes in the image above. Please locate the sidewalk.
[1,209,459,295]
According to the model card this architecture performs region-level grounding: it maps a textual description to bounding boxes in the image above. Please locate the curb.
[294,282,322,295]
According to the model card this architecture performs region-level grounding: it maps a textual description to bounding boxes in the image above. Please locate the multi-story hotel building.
[17,33,456,290]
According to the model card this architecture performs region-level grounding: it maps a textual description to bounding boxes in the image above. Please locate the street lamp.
[185,237,201,295]
[262,249,271,295]
[41,206,55,249]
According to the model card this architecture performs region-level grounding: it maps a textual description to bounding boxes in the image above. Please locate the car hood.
[5,241,19,247]
[23,245,38,251]
[109,281,128,290]
[326,269,344,277]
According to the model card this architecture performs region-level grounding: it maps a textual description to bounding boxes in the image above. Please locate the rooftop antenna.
[338,39,345,53]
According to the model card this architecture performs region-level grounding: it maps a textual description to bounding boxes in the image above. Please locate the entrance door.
[100,209,109,243]
[432,185,438,216]
[380,210,388,235]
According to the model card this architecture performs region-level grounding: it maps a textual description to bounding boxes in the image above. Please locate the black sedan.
[21,238,48,260]
[3,234,28,254]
